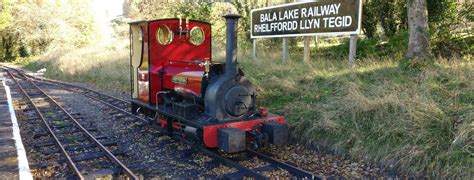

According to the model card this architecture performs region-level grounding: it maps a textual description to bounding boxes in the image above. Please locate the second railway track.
[3,67,139,179]
[4,66,317,179]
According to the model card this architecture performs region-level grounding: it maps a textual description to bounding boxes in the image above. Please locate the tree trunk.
[2,35,14,59]
[406,0,431,61]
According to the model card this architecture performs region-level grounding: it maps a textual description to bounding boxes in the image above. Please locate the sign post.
[348,34,357,67]
[282,38,289,63]
[250,0,362,65]
[303,36,310,62]
[252,39,257,59]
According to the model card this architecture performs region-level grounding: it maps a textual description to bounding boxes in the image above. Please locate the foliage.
[317,30,409,60]
[0,0,99,60]
[427,0,458,26]
[0,0,12,31]
[358,0,471,71]
[18,38,474,177]
[15,40,130,91]
[375,0,404,37]
[398,56,434,71]
[238,54,473,177]
[361,0,378,38]
[428,1,473,59]
[232,0,254,49]
[169,2,213,22]
[362,0,407,38]
[8,1,474,177]
[0,0,13,60]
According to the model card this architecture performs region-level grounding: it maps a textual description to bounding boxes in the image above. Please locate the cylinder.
[223,14,241,77]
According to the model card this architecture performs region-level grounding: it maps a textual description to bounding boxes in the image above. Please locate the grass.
[14,38,130,92]
[50,120,65,126]
[15,38,473,177]
[239,51,473,177]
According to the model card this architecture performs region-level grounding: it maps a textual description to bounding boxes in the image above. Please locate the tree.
[0,0,99,60]
[0,0,13,60]
[362,0,378,38]
[0,0,12,31]
[406,0,431,63]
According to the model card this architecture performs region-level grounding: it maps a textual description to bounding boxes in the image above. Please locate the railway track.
[3,67,139,179]
[177,136,316,179]
[3,66,317,179]
[16,69,131,109]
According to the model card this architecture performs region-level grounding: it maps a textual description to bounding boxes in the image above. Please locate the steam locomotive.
[128,14,288,153]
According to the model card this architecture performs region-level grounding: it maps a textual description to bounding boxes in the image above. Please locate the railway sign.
[251,0,362,38]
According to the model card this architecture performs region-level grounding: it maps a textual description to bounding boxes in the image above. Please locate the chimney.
[223,14,240,77]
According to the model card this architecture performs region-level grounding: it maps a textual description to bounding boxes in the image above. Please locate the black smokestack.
[223,14,240,76]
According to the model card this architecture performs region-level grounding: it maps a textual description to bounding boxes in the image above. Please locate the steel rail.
[4,67,148,124]
[3,68,85,180]
[29,76,129,104]
[174,136,268,179]
[17,70,139,180]
[6,66,317,179]
[246,149,316,179]
[31,73,268,179]
[28,78,151,124]
[5,66,130,104]
[5,68,139,180]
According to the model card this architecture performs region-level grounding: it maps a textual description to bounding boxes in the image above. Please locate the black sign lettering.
[251,0,362,38]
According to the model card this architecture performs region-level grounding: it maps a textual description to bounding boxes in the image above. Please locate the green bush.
[316,30,408,60]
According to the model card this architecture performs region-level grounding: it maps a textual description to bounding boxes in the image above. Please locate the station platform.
[0,77,32,180]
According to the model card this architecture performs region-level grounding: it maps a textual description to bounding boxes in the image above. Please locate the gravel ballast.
[6,70,401,178]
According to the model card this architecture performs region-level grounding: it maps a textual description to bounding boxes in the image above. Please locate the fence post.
[303,36,310,62]
[314,36,318,62]
[282,38,289,63]
[348,34,358,67]
[252,39,257,59]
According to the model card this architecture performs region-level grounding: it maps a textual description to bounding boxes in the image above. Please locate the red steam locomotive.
[128,15,288,153]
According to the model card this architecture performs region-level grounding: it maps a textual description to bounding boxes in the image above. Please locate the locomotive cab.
[129,15,288,153]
